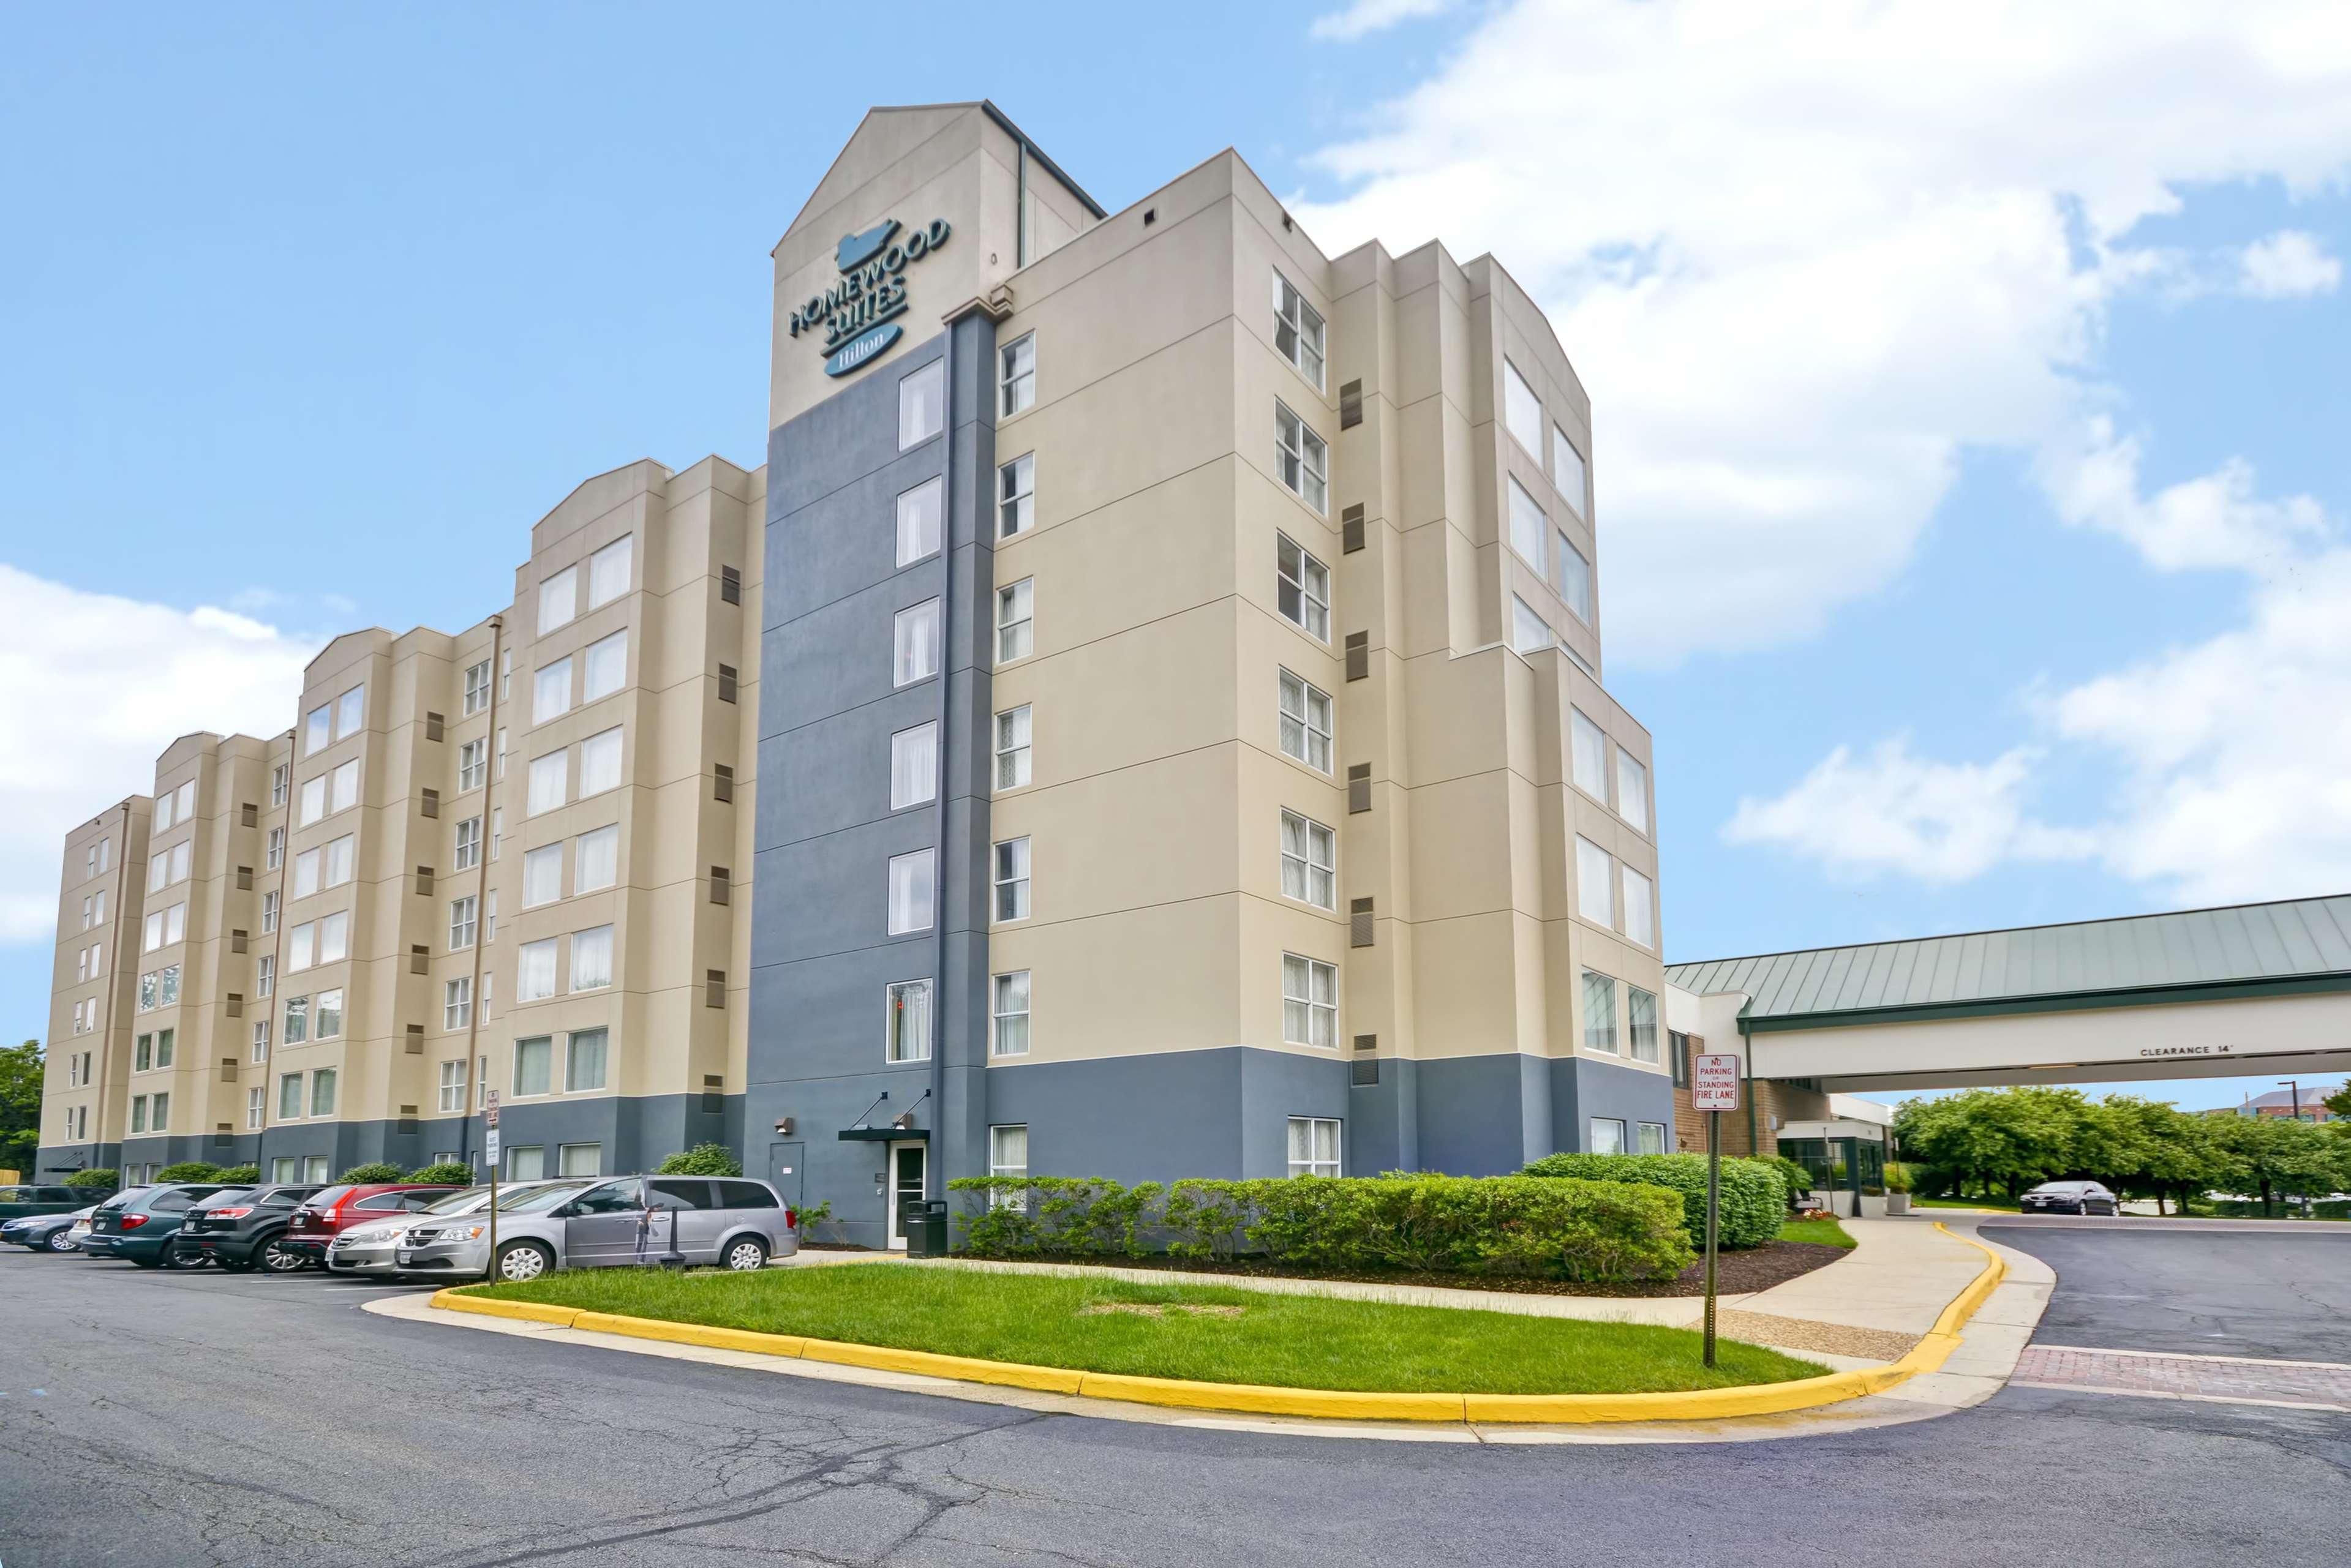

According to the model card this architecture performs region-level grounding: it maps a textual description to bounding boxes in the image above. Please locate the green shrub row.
[1520,1153,1788,1250]
[946,1174,1695,1283]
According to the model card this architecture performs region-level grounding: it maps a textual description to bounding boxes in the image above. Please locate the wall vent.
[226,991,244,1018]
[1344,631,1369,682]
[231,928,248,955]
[710,866,732,906]
[721,566,742,606]
[1339,379,1363,430]
[409,943,429,975]
[1350,1059,1380,1087]
[705,969,727,1008]
[219,1059,238,1085]
[1347,763,1372,814]
[415,866,434,897]
[240,802,258,828]
[718,664,739,704]
[421,788,440,819]
[1341,503,1366,554]
[236,865,254,891]
[425,711,445,742]
[1350,898,1375,948]
[713,763,734,803]
[213,1123,235,1148]
[404,1023,425,1054]
[701,1074,724,1114]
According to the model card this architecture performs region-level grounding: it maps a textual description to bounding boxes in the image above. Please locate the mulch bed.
[954,1240,1849,1299]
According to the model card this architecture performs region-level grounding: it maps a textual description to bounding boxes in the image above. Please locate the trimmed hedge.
[656,1143,743,1177]
[155,1162,225,1183]
[947,1174,1694,1283]
[1522,1153,1787,1250]
[406,1163,476,1185]
[63,1168,118,1192]
[335,1163,406,1184]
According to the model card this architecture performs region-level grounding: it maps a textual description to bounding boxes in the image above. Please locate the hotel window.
[570,925,613,992]
[330,759,359,814]
[135,1032,152,1071]
[94,888,105,923]
[1508,476,1547,576]
[1582,970,1619,1054]
[520,846,564,912]
[278,1072,303,1119]
[314,988,344,1040]
[893,599,941,686]
[246,1086,265,1130]
[317,910,348,965]
[298,775,327,825]
[581,630,626,705]
[1616,751,1650,833]
[438,1058,467,1112]
[334,685,364,740]
[558,1142,602,1178]
[252,1019,271,1062]
[539,566,578,632]
[895,476,942,567]
[1512,595,1552,653]
[885,978,932,1062]
[995,706,1031,790]
[491,808,503,860]
[1628,985,1660,1063]
[1589,1117,1627,1155]
[284,994,309,1045]
[168,839,192,885]
[991,970,1030,1057]
[255,953,274,1000]
[1555,535,1592,623]
[1576,836,1616,927]
[566,1027,608,1092]
[1276,533,1330,639]
[81,895,92,931]
[271,763,289,807]
[574,825,618,893]
[890,722,937,811]
[998,452,1034,539]
[458,738,487,792]
[155,1026,174,1068]
[993,838,1031,923]
[305,704,332,756]
[152,1095,171,1131]
[996,580,1033,662]
[579,727,623,797]
[1272,271,1325,388]
[514,1036,552,1097]
[485,889,498,943]
[533,656,573,724]
[139,970,158,1010]
[1277,669,1333,773]
[463,658,492,716]
[500,649,512,699]
[506,1144,546,1180]
[450,894,478,950]
[990,1122,1029,1184]
[1637,1120,1669,1155]
[444,976,472,1032]
[130,1094,147,1135]
[527,751,567,814]
[310,1068,337,1118]
[77,946,89,982]
[517,939,558,1002]
[1570,709,1608,800]
[153,793,174,835]
[1274,402,1328,512]
[1503,358,1542,455]
[324,834,354,889]
[999,332,1035,417]
[899,359,944,448]
[587,534,633,609]
[1280,811,1336,910]
[266,825,285,870]
[1622,867,1655,949]
[1282,954,1337,1048]
[293,847,322,899]
[453,816,481,871]
[496,727,508,778]
[148,855,167,896]
[1553,425,1587,518]
[166,904,186,945]
[161,965,181,1007]
[1287,1116,1341,1179]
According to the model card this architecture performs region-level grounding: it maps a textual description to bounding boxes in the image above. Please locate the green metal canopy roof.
[1666,895,2351,1029]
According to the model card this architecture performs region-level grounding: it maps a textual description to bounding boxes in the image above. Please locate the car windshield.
[421,1186,494,1215]
[496,1181,593,1213]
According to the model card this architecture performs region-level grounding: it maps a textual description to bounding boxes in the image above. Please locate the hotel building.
[40,103,1672,1244]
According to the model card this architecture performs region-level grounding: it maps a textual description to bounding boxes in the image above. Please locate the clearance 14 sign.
[790,216,954,377]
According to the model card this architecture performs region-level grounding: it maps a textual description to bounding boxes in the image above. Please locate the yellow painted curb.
[425,1226,2008,1425]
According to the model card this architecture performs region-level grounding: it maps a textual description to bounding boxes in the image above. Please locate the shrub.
[64,1168,118,1192]
[949,1173,1692,1283]
[214,1165,260,1184]
[1882,1161,1913,1195]
[655,1143,743,1177]
[407,1162,475,1185]
[155,1162,224,1183]
[1521,1153,1786,1250]
[1763,1155,1818,1205]
[336,1162,406,1184]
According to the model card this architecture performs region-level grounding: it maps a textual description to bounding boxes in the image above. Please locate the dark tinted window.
[151,1191,198,1214]
[304,1185,355,1211]
[353,1193,410,1211]
[715,1180,778,1210]
[258,1189,304,1209]
[568,1180,643,1216]
[397,1190,454,1210]
[647,1179,714,1210]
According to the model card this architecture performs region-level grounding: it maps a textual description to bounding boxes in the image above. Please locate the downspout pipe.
[926,327,956,1201]
[459,614,503,1172]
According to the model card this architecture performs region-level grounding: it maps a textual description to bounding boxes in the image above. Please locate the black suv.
[179,1184,328,1272]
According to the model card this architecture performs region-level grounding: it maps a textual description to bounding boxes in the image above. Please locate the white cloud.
[2236,229,2342,298]
[1291,0,2351,666]
[2038,416,2330,574]
[0,565,318,944]
[1311,0,1460,42]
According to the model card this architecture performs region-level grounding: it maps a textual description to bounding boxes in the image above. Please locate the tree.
[0,1038,42,1177]
[2323,1082,2351,1120]
[2205,1116,2350,1217]
[2096,1097,2222,1215]
[656,1143,743,1177]
[336,1163,405,1184]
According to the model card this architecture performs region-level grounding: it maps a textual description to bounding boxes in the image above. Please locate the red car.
[278,1184,464,1267]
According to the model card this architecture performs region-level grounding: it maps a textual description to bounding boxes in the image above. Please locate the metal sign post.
[1691,1053,1744,1368]
[484,1089,501,1272]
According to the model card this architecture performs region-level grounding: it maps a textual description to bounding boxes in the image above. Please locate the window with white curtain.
[453,816,481,871]
[1273,271,1325,388]
[587,535,633,608]
[1576,836,1616,928]
[534,656,573,724]
[899,360,944,448]
[993,838,1030,922]
[893,599,941,686]
[539,566,577,632]
[895,477,942,567]
[317,910,348,965]
[279,1071,304,1119]
[1571,709,1609,800]
[335,686,364,740]
[570,925,613,991]
[1555,535,1592,623]
[1628,986,1660,1063]
[1280,811,1336,909]
[998,334,1034,417]
[581,631,626,704]
[1589,1117,1626,1154]
[1278,669,1333,773]
[887,849,934,935]
[990,1123,1029,1182]
[517,939,558,1002]
[1616,750,1650,833]
[1622,867,1656,949]
[1503,358,1542,454]
[438,1057,467,1111]
[304,705,332,756]
[323,834,354,889]
[991,970,1030,1057]
[168,840,190,885]
[513,1037,552,1096]
[287,922,315,972]
[995,706,1031,790]
[523,844,563,908]
[314,988,343,1040]
[995,580,1033,662]
[330,759,359,814]
[448,895,477,950]
[528,751,568,815]
[998,452,1034,539]
[574,824,618,893]
[1282,954,1337,1048]
[1553,425,1587,518]
[282,995,307,1044]
[444,977,472,1032]
[1274,402,1328,512]
[1276,534,1330,639]
[579,727,622,796]
[293,847,322,899]
[1637,1120,1669,1155]
[890,722,937,811]
[299,775,327,825]
[885,978,931,1062]
[566,1029,608,1092]
[1508,476,1547,575]
[1582,969,1618,1054]
[1287,1116,1341,1178]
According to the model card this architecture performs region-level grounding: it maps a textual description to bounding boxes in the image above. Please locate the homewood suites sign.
[791,216,953,377]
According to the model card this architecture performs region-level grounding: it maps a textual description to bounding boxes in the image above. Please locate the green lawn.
[1776,1217,1856,1248]
[1911,1195,2021,1212]
[472,1263,1826,1395]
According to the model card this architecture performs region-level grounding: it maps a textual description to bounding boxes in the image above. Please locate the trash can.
[903,1199,950,1258]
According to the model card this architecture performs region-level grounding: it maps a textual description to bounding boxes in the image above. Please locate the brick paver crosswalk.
[2013,1345,2351,1411]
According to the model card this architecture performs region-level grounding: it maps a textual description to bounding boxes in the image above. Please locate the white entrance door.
[887,1142,927,1248]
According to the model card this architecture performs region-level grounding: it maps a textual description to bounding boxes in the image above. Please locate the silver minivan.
[396,1174,799,1283]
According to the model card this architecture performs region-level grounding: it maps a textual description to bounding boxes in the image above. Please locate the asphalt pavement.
[1,1231,2344,1568]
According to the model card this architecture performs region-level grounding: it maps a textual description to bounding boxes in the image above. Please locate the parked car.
[179,1184,327,1272]
[2,1205,94,1253]
[0,1184,86,1221]
[2020,1180,2121,1216]
[88,1184,252,1267]
[277,1183,464,1267]
[328,1183,527,1277]
[396,1175,800,1282]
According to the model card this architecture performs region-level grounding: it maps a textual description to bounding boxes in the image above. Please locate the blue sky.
[5,2,2346,1114]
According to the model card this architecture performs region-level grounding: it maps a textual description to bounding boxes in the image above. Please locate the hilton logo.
[790,216,953,377]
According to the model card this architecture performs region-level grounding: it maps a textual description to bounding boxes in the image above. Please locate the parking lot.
[3,1218,2345,1568]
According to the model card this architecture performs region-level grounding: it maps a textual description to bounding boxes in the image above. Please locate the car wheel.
[722,1237,769,1272]
[261,1240,309,1274]
[46,1229,80,1254]
[494,1240,555,1283]
[162,1249,206,1270]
